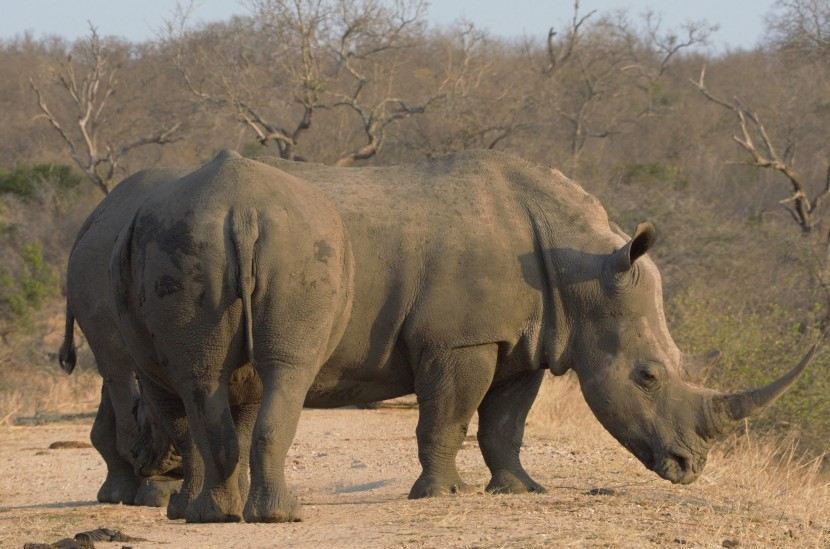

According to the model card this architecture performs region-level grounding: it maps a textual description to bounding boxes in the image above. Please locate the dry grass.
[527,373,830,547]
[0,304,100,425]
[0,365,100,425]
[2,363,828,546]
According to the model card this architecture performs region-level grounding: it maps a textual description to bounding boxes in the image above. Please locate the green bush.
[0,241,58,322]
[0,163,83,199]
[667,286,830,451]
[612,161,689,190]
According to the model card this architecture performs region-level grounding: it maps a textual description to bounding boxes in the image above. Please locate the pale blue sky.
[1,0,775,52]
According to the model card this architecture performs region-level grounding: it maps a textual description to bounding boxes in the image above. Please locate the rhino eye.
[634,363,662,391]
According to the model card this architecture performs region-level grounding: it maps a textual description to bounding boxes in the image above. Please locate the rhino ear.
[607,221,657,274]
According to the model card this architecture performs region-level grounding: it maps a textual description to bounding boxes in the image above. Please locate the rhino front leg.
[409,345,497,499]
[165,415,199,520]
[228,362,262,503]
[231,400,258,503]
[477,370,546,494]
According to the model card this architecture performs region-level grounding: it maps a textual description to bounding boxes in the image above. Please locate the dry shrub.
[706,430,830,524]
[528,371,830,546]
[526,372,609,442]
[0,366,100,425]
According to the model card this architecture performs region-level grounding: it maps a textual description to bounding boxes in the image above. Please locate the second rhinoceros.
[110,150,812,523]
[59,166,190,506]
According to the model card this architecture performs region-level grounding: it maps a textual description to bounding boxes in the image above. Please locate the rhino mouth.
[627,442,699,485]
[653,452,700,485]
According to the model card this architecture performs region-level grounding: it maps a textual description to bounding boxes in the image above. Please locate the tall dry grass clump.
[0,366,100,425]
[528,372,830,546]
[705,430,829,531]
[526,372,605,441]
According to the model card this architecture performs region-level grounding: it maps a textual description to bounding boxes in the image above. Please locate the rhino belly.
[303,377,413,408]
[304,342,414,408]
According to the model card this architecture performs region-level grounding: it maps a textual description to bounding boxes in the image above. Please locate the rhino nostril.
[671,453,690,476]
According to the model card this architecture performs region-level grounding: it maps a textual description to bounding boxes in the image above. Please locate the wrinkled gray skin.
[117,150,812,523]
[110,153,354,523]
[59,168,189,506]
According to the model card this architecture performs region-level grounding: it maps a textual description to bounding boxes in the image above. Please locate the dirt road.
[1,406,826,548]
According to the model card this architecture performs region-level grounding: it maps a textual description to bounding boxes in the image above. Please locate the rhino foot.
[133,478,183,507]
[166,490,189,520]
[408,474,476,499]
[243,488,303,523]
[184,489,243,523]
[485,470,547,495]
[97,472,140,504]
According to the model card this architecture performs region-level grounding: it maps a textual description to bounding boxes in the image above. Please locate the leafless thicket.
[2,0,830,448]
[30,27,181,194]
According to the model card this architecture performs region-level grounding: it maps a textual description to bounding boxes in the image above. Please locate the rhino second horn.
[683,349,722,384]
[713,345,816,428]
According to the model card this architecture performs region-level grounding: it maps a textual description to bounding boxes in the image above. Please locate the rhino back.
[260,151,617,405]
[115,157,353,390]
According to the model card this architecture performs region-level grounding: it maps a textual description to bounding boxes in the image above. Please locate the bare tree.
[766,0,830,60]
[404,23,534,158]
[168,0,441,165]
[693,66,830,315]
[543,1,713,169]
[326,0,442,165]
[30,27,181,195]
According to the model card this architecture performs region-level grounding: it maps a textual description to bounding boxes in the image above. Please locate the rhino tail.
[58,304,78,374]
[229,208,259,367]
[58,215,97,376]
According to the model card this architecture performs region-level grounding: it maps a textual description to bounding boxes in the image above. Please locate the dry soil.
[1,404,828,548]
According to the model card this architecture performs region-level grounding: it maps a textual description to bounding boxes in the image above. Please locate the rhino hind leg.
[408,345,498,499]
[135,376,201,520]
[181,375,244,523]
[477,370,547,495]
[244,351,332,523]
[91,385,141,504]
[243,363,319,523]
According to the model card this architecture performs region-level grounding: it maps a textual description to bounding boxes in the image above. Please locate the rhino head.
[567,222,814,485]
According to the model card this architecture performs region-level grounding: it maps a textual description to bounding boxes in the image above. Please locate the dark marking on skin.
[314,240,333,263]
[136,214,202,271]
[155,275,184,298]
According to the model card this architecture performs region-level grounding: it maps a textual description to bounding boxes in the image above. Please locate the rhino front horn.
[712,345,817,429]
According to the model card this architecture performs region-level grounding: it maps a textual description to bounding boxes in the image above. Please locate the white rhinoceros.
[105,149,812,523]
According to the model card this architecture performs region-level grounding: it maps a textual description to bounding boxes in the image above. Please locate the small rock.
[49,441,93,450]
[585,487,616,496]
[722,539,740,548]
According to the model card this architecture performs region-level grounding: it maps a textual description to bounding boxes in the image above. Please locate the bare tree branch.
[693,65,817,234]
[31,26,181,194]
[545,0,596,76]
